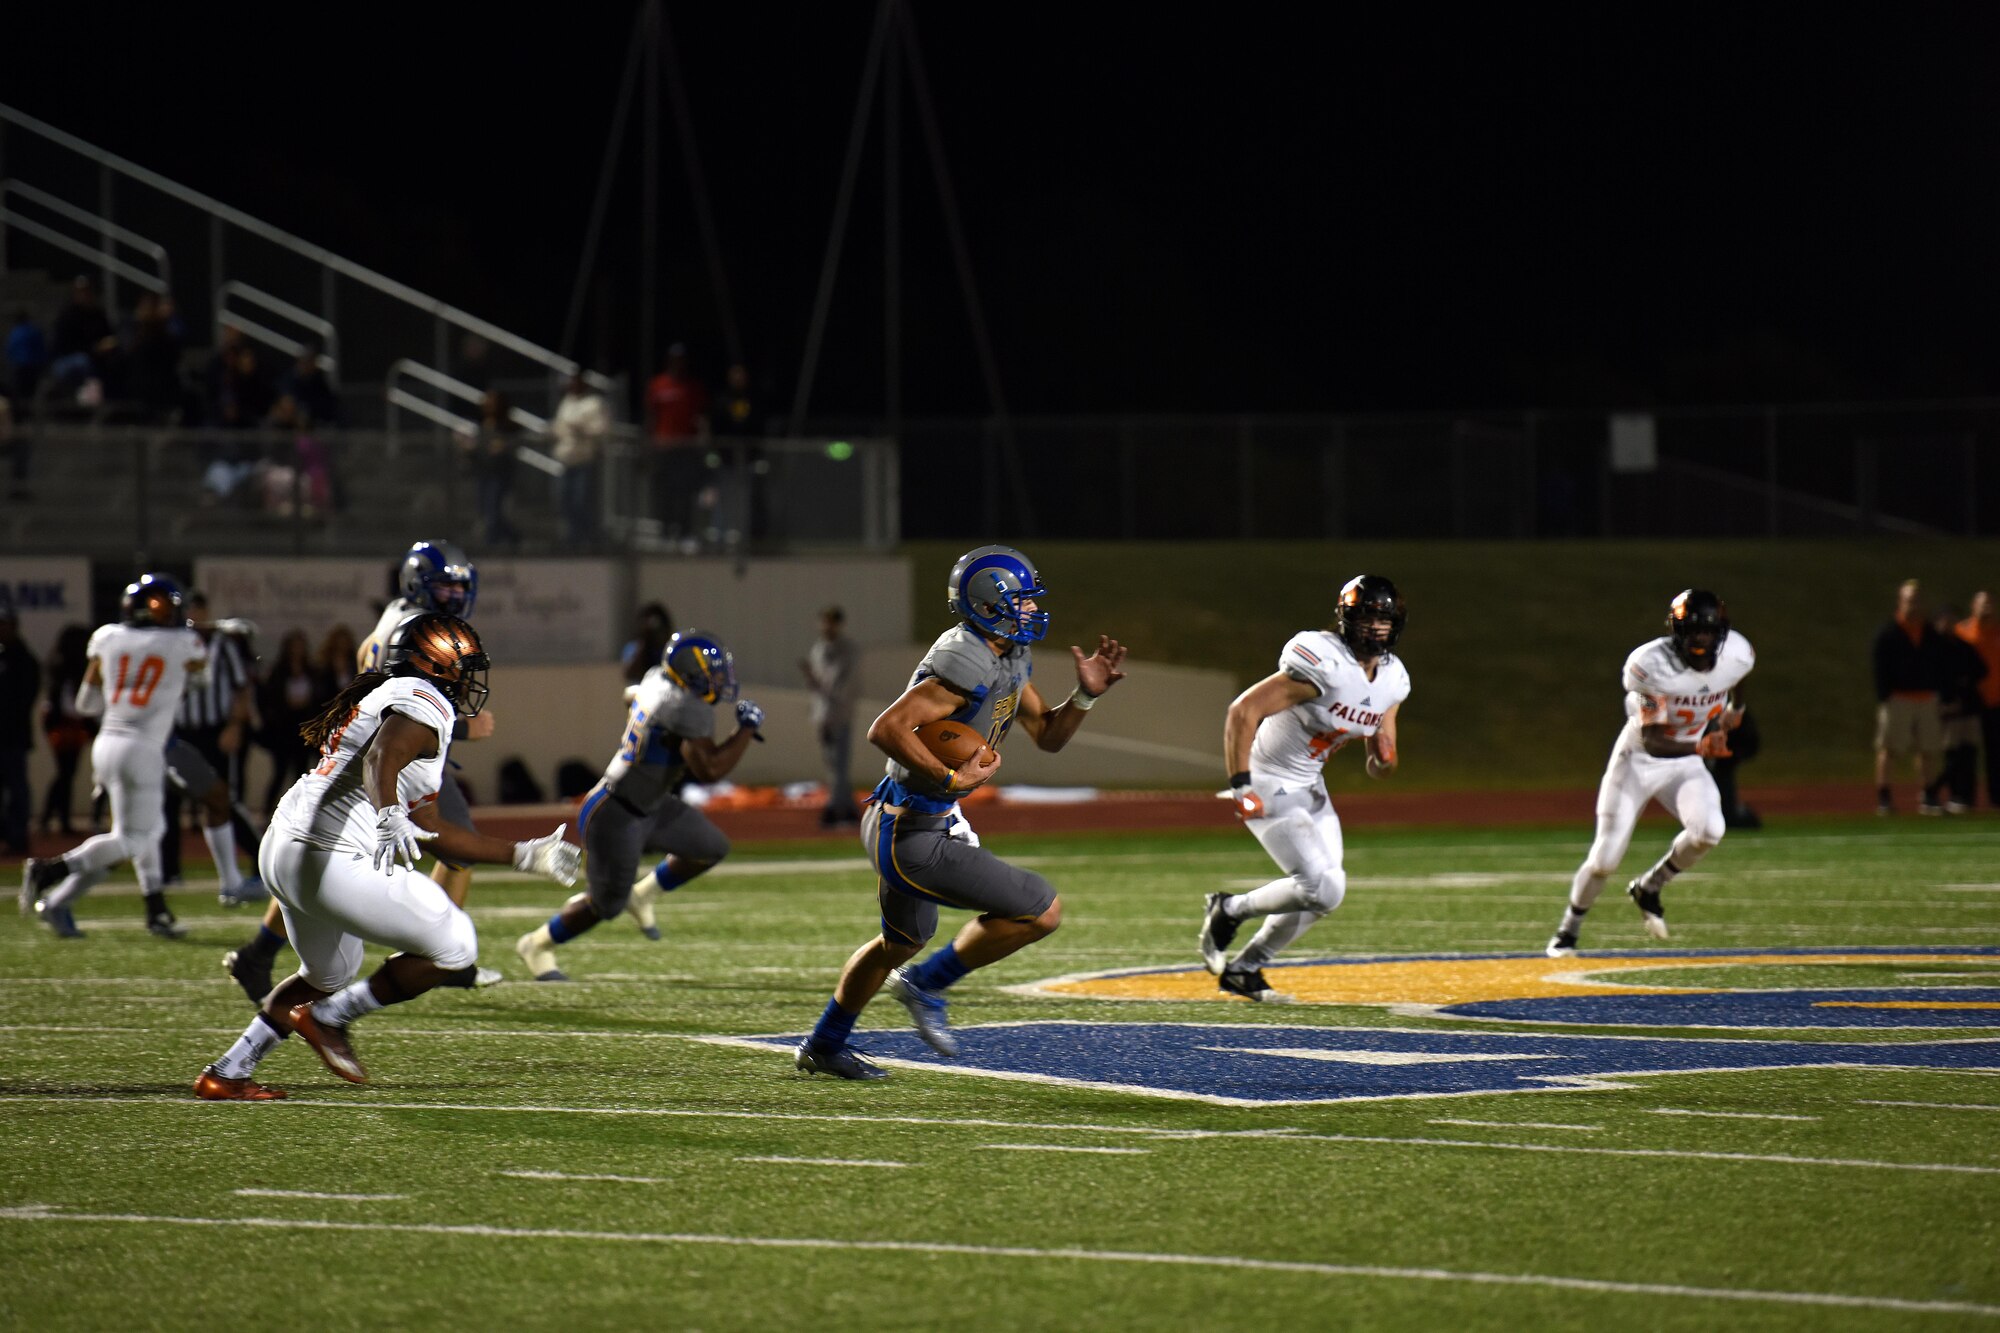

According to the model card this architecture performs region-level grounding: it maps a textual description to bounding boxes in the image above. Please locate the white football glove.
[373,804,437,872]
[514,824,581,886]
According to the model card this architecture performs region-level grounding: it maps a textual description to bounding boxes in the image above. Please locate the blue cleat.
[37,901,83,938]
[887,966,961,1057]
[794,1039,888,1081]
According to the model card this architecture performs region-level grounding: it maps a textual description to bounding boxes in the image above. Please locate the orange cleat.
[287,1003,369,1084]
[194,1065,287,1101]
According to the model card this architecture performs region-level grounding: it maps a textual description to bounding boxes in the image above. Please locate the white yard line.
[978,1144,1151,1155]
[498,1170,674,1185]
[1428,1119,1601,1132]
[734,1156,908,1168]
[1855,1099,2000,1112]
[1647,1108,1820,1122]
[0,1206,1991,1318]
[1274,1131,1996,1175]
[232,1189,405,1201]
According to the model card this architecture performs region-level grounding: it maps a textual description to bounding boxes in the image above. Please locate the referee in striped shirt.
[161,592,256,884]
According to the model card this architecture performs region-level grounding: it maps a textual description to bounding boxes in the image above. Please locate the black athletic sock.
[243,925,285,962]
[142,891,170,920]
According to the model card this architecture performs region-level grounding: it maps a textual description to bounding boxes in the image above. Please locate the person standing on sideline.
[1873,579,1948,815]
[551,371,609,545]
[39,625,94,836]
[800,605,862,826]
[0,603,40,856]
[1958,591,2000,808]
[162,592,256,888]
[1935,607,1988,814]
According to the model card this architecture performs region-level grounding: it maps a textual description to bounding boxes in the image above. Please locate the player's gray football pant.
[1570,749,1726,908]
[1228,782,1346,970]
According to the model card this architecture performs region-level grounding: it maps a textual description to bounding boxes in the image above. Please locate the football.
[914,719,994,768]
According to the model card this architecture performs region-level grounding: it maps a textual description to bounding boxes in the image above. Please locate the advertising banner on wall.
[0,557,96,659]
[195,557,617,665]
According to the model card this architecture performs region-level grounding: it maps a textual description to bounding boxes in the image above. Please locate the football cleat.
[222,948,273,1007]
[20,856,65,915]
[886,967,960,1057]
[37,901,83,938]
[1917,799,1945,817]
[794,1038,888,1081]
[1545,930,1579,958]
[515,929,569,982]
[146,911,189,940]
[1219,967,1294,1003]
[628,872,662,940]
[1628,881,1669,939]
[218,875,269,908]
[194,1065,287,1101]
[473,966,505,988]
[1198,892,1240,975]
[287,1003,369,1084]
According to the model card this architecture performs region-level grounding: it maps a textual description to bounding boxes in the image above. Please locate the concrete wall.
[636,555,913,684]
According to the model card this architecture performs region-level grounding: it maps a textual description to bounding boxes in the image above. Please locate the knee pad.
[1685,819,1725,853]
[1296,867,1346,914]
[430,909,479,971]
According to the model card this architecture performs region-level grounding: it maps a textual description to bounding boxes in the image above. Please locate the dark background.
[5,5,1998,417]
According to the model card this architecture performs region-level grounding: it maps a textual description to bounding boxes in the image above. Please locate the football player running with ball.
[514,630,762,981]
[194,614,578,1099]
[1198,576,1411,1001]
[795,545,1126,1080]
[1547,589,1754,956]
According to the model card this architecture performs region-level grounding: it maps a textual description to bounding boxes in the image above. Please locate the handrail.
[1,179,173,291]
[0,102,614,392]
[385,366,562,479]
[215,281,340,374]
[386,358,550,433]
[0,179,171,294]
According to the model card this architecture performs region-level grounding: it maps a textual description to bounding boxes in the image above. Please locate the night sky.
[6,5,1999,417]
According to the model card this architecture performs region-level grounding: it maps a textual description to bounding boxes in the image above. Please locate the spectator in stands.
[6,309,47,404]
[799,604,861,826]
[0,602,40,856]
[620,602,674,684]
[49,276,112,387]
[712,361,770,540]
[126,292,185,420]
[460,388,520,547]
[284,344,342,427]
[39,624,93,836]
[217,339,275,429]
[645,342,708,541]
[317,623,359,695]
[552,371,609,545]
[1873,579,1949,815]
[256,628,325,814]
[261,396,334,516]
[1959,591,2000,808]
[457,332,494,394]
[1935,606,1989,815]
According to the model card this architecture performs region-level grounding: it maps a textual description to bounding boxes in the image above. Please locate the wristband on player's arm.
[1229,771,1251,790]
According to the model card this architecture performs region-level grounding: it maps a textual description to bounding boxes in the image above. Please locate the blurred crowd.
[1873,580,2000,815]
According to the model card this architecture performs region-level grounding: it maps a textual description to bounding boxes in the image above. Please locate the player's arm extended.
[1367,703,1401,779]
[1016,635,1129,752]
[680,723,758,784]
[365,713,533,864]
[1224,672,1318,780]
[868,677,997,788]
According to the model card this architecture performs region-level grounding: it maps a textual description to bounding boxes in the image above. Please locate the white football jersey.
[87,623,207,745]
[1616,632,1756,753]
[270,675,457,857]
[357,596,421,672]
[1250,630,1413,787]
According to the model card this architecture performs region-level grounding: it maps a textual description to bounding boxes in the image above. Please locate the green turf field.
[4,817,1999,1330]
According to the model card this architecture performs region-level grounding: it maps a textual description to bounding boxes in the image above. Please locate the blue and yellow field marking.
[1018,947,2000,1029]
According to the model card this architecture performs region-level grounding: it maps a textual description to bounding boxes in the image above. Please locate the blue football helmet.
[121,573,184,627]
[662,630,739,704]
[947,545,1048,644]
[399,541,478,617]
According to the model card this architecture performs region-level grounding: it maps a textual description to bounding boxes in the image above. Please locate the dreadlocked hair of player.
[301,670,392,749]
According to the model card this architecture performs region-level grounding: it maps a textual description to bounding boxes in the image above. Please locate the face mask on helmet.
[948,546,1049,644]
[401,542,479,618]
[1335,575,1406,657]
[384,613,492,717]
[663,632,739,704]
[1667,590,1730,671]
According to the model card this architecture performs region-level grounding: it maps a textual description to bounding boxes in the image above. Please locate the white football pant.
[50,733,166,902]
[1228,782,1346,969]
[1570,749,1726,909]
[260,836,479,992]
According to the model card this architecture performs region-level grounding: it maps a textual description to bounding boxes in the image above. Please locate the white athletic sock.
[213,1014,286,1078]
[1224,876,1313,919]
[1558,904,1588,936]
[313,979,386,1027]
[1568,866,1609,910]
[203,823,242,891]
[1231,910,1320,970]
[42,868,105,911]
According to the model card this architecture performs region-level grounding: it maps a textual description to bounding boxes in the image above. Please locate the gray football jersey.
[601,666,718,811]
[884,624,1032,809]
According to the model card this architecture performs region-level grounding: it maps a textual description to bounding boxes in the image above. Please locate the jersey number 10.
[110,654,166,708]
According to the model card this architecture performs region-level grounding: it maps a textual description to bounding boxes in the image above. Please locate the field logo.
[1017,946,2000,1030]
[703,1022,2000,1106]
